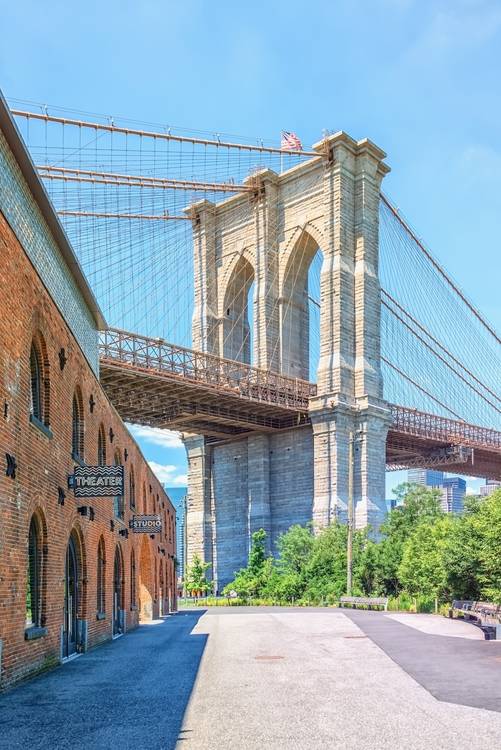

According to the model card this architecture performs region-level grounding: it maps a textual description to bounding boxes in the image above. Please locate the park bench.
[339,596,388,611]
[452,600,501,639]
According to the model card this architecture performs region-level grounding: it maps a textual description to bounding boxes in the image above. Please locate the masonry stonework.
[185,132,390,590]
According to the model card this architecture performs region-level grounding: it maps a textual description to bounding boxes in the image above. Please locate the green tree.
[223,529,273,598]
[185,553,211,596]
[398,515,451,605]
[302,522,348,601]
[248,529,268,576]
[374,483,443,595]
[441,511,482,600]
[276,524,314,574]
[354,534,381,595]
[472,489,501,603]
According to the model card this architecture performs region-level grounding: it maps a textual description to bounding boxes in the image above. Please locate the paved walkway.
[1,608,500,749]
[0,612,207,750]
[386,612,485,639]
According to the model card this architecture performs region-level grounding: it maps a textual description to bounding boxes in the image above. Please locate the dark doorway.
[113,546,123,636]
[63,535,78,658]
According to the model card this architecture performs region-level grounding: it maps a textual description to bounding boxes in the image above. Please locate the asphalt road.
[1,607,500,749]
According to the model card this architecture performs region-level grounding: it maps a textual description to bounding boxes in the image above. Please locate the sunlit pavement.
[177,607,501,749]
[1,608,500,750]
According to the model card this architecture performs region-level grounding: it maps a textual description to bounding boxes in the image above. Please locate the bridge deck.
[99,328,500,479]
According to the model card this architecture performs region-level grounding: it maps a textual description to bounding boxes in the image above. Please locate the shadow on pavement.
[0,610,208,750]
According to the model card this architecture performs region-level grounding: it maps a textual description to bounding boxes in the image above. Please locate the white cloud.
[126,423,183,450]
[465,486,477,495]
[148,460,187,487]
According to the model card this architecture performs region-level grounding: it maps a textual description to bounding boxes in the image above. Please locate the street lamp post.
[347,431,354,596]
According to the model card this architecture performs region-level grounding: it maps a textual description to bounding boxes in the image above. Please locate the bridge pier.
[184,131,391,590]
[310,403,390,531]
[184,435,214,579]
[247,433,272,552]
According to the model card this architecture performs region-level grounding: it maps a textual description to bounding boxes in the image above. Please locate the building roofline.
[0,91,106,330]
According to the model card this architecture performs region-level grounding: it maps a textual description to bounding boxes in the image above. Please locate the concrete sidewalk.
[1,608,500,749]
[177,608,501,749]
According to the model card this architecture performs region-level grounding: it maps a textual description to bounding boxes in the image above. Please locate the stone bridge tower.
[184,132,391,591]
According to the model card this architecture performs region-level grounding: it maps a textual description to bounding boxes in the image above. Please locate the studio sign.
[72,465,124,497]
[129,515,162,534]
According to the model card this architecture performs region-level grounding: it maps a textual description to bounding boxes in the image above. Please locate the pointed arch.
[280,229,323,379]
[68,524,87,620]
[113,449,124,519]
[29,331,50,427]
[113,544,125,635]
[220,253,255,363]
[130,548,137,609]
[139,536,153,622]
[25,508,48,629]
[97,423,107,465]
[129,465,136,510]
[96,535,106,615]
[72,386,85,460]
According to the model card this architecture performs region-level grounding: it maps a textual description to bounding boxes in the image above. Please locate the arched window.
[30,345,42,421]
[142,484,147,514]
[129,466,136,510]
[72,388,84,460]
[29,336,49,427]
[114,450,124,519]
[222,255,255,364]
[97,424,106,466]
[97,537,106,616]
[130,550,136,608]
[26,515,44,627]
[281,231,323,380]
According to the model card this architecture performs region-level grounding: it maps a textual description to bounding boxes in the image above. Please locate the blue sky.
[2,0,500,495]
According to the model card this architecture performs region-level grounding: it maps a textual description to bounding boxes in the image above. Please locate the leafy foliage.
[220,486,501,606]
[185,553,211,596]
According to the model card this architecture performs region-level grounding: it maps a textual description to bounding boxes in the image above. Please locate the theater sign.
[71,465,124,497]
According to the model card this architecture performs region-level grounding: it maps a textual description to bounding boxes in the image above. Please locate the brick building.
[0,93,176,690]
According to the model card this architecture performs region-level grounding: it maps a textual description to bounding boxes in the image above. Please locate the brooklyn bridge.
[11,106,501,589]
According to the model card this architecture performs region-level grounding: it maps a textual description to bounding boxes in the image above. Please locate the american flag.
[281,130,303,151]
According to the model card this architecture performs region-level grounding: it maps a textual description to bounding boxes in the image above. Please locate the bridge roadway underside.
[100,359,501,481]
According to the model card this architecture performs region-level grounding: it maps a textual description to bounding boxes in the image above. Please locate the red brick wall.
[0,211,177,689]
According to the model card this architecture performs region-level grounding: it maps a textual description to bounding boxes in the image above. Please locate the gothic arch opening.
[63,526,86,657]
[222,255,255,364]
[281,231,323,380]
[139,536,154,622]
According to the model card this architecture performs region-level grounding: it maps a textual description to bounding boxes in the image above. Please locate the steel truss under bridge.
[99,328,501,479]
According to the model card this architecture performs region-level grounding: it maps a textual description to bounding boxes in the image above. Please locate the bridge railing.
[389,404,501,450]
[99,328,316,411]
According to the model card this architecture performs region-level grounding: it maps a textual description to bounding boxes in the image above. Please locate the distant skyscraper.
[439,477,466,514]
[164,486,187,580]
[407,470,465,514]
[479,480,501,497]
[407,469,444,487]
